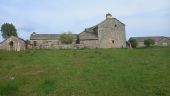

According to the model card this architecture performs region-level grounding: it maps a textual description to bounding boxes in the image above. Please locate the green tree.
[128,38,138,48]
[1,23,18,39]
[59,32,74,44]
[144,39,155,47]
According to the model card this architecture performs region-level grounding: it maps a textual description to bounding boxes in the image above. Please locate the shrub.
[128,38,138,48]
[144,39,155,47]
[59,32,74,44]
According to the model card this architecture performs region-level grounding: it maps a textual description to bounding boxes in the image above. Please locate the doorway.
[9,41,14,51]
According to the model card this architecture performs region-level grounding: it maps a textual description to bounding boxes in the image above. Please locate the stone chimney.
[32,32,36,36]
[106,13,113,19]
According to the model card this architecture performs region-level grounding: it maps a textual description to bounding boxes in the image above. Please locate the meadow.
[0,47,170,96]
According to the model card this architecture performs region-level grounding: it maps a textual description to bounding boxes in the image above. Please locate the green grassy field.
[0,47,170,96]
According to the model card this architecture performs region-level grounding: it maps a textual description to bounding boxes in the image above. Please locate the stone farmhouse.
[0,36,26,51]
[130,36,170,47]
[79,13,126,48]
[30,13,127,49]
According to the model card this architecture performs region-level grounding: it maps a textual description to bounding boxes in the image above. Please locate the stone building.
[79,13,126,48]
[29,13,126,49]
[0,36,26,51]
[30,32,78,48]
[129,36,170,47]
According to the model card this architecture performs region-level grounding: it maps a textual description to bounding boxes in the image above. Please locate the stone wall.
[30,40,60,47]
[137,41,145,47]
[80,40,99,48]
[30,39,77,48]
[98,18,126,48]
[29,44,84,49]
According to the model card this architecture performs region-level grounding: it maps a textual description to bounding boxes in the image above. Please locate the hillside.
[0,47,170,96]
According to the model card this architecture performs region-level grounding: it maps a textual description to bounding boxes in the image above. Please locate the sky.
[0,0,170,41]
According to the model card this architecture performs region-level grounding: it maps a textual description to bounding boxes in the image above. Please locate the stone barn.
[79,13,126,48]
[30,32,78,48]
[0,36,26,51]
[130,36,170,47]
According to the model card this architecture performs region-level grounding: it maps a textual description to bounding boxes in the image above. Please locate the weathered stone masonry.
[79,13,126,48]
[30,13,127,49]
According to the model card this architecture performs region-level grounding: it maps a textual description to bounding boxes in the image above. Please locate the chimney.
[106,13,113,19]
[32,32,36,36]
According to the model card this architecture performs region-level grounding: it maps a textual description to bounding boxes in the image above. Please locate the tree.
[1,23,18,39]
[59,32,74,44]
[144,39,155,47]
[128,38,138,48]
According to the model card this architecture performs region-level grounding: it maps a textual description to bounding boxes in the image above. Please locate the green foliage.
[1,23,18,39]
[128,38,138,48]
[144,39,155,47]
[59,32,74,44]
[0,47,170,96]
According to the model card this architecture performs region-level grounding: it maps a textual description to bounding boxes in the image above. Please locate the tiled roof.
[0,36,25,44]
[79,31,98,40]
[79,25,98,40]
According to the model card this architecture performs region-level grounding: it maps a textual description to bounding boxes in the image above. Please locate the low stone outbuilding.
[0,36,26,51]
[30,32,78,48]
[129,36,170,47]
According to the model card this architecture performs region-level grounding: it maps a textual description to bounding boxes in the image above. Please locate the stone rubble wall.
[29,44,85,49]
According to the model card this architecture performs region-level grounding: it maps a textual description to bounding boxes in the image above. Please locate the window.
[112,40,114,44]
[115,24,117,27]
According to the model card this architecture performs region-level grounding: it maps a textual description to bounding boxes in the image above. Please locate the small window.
[115,25,117,27]
[112,40,114,44]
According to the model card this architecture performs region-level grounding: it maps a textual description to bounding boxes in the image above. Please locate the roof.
[0,36,25,44]
[130,36,169,42]
[79,31,98,40]
[30,34,78,40]
[79,25,98,40]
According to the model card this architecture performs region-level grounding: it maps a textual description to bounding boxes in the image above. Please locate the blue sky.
[0,0,170,41]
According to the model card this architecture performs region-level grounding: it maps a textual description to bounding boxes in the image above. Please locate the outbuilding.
[0,36,26,51]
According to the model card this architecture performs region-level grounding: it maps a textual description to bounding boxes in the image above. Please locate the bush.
[128,38,138,48]
[144,39,155,47]
[59,32,74,44]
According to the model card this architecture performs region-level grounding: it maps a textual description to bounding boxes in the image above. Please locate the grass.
[0,47,170,96]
